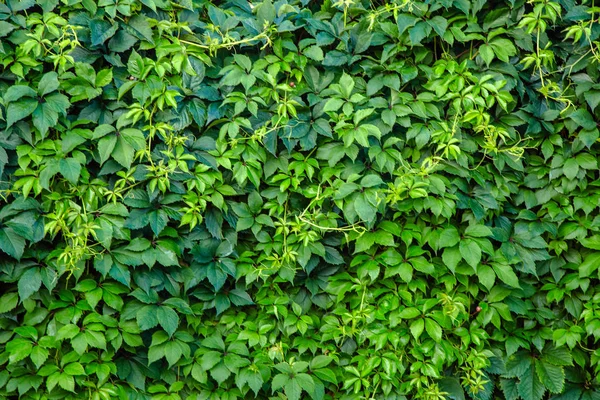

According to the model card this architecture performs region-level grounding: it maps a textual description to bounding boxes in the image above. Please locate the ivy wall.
[1,0,600,399]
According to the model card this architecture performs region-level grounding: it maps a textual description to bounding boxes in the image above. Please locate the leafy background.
[0,0,600,399]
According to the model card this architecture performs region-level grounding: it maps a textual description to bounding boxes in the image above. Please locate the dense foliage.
[1,0,600,399]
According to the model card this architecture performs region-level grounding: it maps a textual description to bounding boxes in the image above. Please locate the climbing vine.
[1,0,600,399]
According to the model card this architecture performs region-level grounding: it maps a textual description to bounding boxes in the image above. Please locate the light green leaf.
[284,378,302,400]
[563,158,579,180]
[303,45,324,61]
[425,318,442,342]
[157,306,179,336]
[492,263,520,288]
[542,346,573,366]
[58,373,75,392]
[479,44,494,66]
[64,362,86,376]
[478,264,495,290]
[339,73,355,98]
[323,98,345,112]
[410,318,424,340]
[442,246,462,273]
[579,252,600,278]
[460,239,481,268]
[6,98,38,127]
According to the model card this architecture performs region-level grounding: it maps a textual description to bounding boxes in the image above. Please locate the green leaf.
[0,21,16,37]
[439,377,466,400]
[442,246,462,273]
[18,267,41,301]
[148,210,168,236]
[137,305,159,331]
[64,362,86,376]
[38,71,60,96]
[210,363,231,384]
[58,373,75,392]
[90,19,118,46]
[459,239,481,268]
[85,330,106,350]
[30,346,49,369]
[59,158,81,185]
[229,289,254,306]
[563,158,579,180]
[427,16,448,37]
[0,292,18,313]
[479,44,494,66]
[409,22,432,44]
[339,73,355,97]
[57,324,80,340]
[323,98,345,113]
[569,108,596,130]
[310,355,333,369]
[109,262,131,286]
[579,128,599,148]
[303,45,324,61]
[323,50,348,67]
[241,368,264,395]
[465,225,493,237]
[517,365,546,400]
[164,341,183,366]
[6,338,33,362]
[542,346,573,366]
[584,90,600,111]
[399,307,420,319]
[535,360,564,393]
[490,38,517,62]
[576,152,597,169]
[126,14,154,43]
[98,135,117,165]
[0,227,26,260]
[109,30,138,52]
[354,194,377,223]
[157,306,179,336]
[294,374,315,394]
[112,129,146,169]
[478,264,495,290]
[425,318,442,342]
[284,378,302,400]
[500,378,520,400]
[492,263,520,288]
[439,227,460,248]
[61,131,88,153]
[4,85,37,102]
[410,318,424,340]
[96,69,113,88]
[579,252,600,277]
[256,0,276,27]
[6,98,38,127]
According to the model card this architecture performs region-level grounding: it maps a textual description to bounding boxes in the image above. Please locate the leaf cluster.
[1,0,600,399]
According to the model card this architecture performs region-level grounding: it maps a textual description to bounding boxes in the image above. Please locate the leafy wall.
[0,0,600,399]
